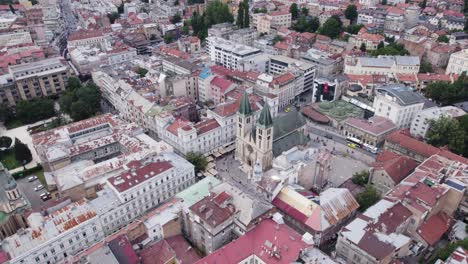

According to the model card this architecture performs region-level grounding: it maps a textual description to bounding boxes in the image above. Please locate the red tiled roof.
[210,76,233,92]
[189,192,235,228]
[194,118,220,135]
[373,151,419,184]
[68,29,103,41]
[166,235,201,264]
[345,116,396,136]
[385,129,468,163]
[108,235,139,264]
[108,161,173,192]
[301,106,330,124]
[195,219,310,264]
[271,72,295,86]
[140,239,175,264]
[166,118,190,136]
[418,212,453,246]
[417,73,453,82]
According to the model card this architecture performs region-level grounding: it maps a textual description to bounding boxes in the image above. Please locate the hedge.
[11,164,43,179]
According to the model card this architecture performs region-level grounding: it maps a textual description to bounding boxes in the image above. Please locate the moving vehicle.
[346,136,362,148]
[284,107,290,113]
[34,185,44,191]
[28,176,38,182]
[363,143,379,154]
[347,143,357,149]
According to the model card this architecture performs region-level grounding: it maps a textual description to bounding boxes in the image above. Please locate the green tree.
[419,0,426,8]
[186,152,208,173]
[437,34,450,43]
[351,170,370,186]
[356,185,380,211]
[236,1,244,28]
[377,41,384,49]
[16,98,55,124]
[344,5,358,23]
[360,43,366,52]
[243,0,249,28]
[425,74,468,105]
[309,16,320,32]
[426,115,466,155]
[136,67,148,77]
[382,0,387,4]
[318,17,342,39]
[272,35,284,45]
[164,33,173,44]
[371,42,409,56]
[289,3,299,20]
[419,61,433,73]
[253,8,267,13]
[459,115,468,157]
[171,13,182,24]
[67,77,82,91]
[117,1,124,14]
[107,11,119,23]
[13,138,32,166]
[344,24,363,34]
[0,136,12,149]
[0,104,13,123]
[301,7,309,16]
[60,81,101,121]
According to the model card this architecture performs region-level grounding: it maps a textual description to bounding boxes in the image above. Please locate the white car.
[34,185,44,191]
[28,176,38,182]
[40,192,50,198]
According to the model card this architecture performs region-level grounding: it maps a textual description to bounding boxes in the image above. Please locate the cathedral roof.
[238,90,253,116]
[257,103,273,128]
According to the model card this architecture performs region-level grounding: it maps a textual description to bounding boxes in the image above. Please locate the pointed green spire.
[238,90,252,116]
[258,103,273,127]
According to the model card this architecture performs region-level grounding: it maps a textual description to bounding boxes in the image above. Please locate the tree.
[171,13,182,24]
[351,170,370,186]
[164,33,173,44]
[419,0,427,8]
[16,98,55,124]
[371,42,409,56]
[309,16,320,32]
[318,17,342,39]
[243,0,249,29]
[67,77,81,91]
[345,5,358,24]
[0,104,13,123]
[289,3,299,20]
[437,34,450,43]
[0,136,12,149]
[189,1,234,40]
[253,8,267,14]
[459,115,468,157]
[356,185,380,211]
[117,1,124,14]
[13,138,32,166]
[426,115,466,155]
[301,7,309,17]
[186,152,208,173]
[136,67,148,78]
[60,80,102,121]
[425,74,468,105]
[344,24,363,34]
[107,12,119,24]
[377,41,384,49]
[272,35,284,45]
[236,1,244,28]
[360,43,367,52]
[381,0,387,5]
[419,61,433,73]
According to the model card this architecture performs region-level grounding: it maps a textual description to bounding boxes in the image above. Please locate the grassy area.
[5,119,24,130]
[0,150,20,170]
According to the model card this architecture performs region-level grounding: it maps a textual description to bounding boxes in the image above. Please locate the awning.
[207,162,216,169]
[213,152,222,158]
[208,168,218,176]
[203,172,213,177]
[224,144,235,152]
[206,156,214,162]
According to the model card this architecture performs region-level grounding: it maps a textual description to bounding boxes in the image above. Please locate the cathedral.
[235,91,274,172]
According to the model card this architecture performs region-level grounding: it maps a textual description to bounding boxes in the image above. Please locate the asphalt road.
[16,176,47,210]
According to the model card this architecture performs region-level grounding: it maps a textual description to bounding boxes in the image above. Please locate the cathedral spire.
[258,103,273,128]
[238,90,252,116]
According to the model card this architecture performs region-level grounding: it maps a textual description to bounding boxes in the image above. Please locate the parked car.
[41,194,51,201]
[40,192,50,198]
[324,134,333,139]
[28,175,38,182]
[34,185,44,191]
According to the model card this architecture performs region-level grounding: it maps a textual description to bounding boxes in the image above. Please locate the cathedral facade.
[235,91,274,172]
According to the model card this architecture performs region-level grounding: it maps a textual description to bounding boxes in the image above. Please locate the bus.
[346,136,362,148]
[363,143,379,154]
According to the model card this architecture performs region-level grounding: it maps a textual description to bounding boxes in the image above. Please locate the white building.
[206,36,264,71]
[2,200,105,264]
[0,31,33,47]
[446,49,468,75]
[344,55,420,76]
[373,84,425,128]
[92,151,195,235]
[410,106,466,139]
